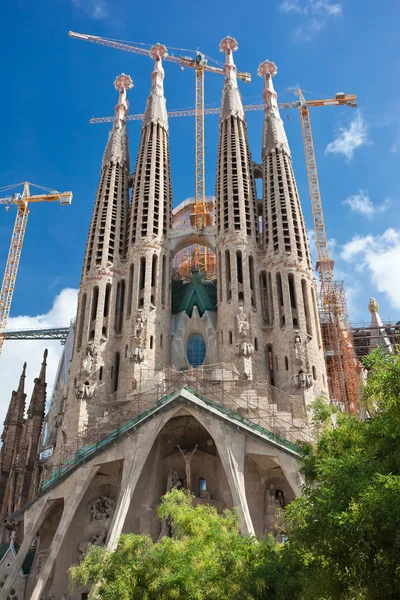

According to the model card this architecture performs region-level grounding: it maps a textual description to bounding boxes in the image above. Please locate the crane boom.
[0,182,72,357]
[69,31,251,216]
[89,93,357,123]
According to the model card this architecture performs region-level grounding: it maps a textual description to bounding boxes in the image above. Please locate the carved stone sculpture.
[131,348,146,363]
[236,306,249,337]
[76,382,96,400]
[293,371,313,389]
[368,297,379,313]
[264,483,284,539]
[79,529,107,560]
[237,341,254,358]
[294,334,303,363]
[134,315,144,339]
[81,349,94,374]
[89,496,116,521]
[178,445,198,492]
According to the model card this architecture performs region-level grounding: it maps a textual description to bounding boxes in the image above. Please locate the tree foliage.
[70,351,400,600]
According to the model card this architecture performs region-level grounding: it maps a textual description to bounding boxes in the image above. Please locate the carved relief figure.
[294,334,303,363]
[89,496,116,521]
[81,349,94,373]
[134,315,144,339]
[368,297,379,313]
[264,484,284,539]
[238,341,254,358]
[131,348,146,363]
[236,306,249,337]
[178,445,198,492]
[79,529,107,560]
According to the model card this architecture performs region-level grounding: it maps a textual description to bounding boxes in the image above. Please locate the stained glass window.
[187,334,206,367]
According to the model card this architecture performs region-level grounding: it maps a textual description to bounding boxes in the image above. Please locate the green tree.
[283,350,400,599]
[70,488,292,600]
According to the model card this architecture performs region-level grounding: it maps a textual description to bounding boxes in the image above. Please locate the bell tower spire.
[121,45,172,395]
[61,75,133,440]
[258,60,328,403]
[215,37,261,380]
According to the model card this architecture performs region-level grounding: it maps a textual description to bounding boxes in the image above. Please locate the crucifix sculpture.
[177,445,198,492]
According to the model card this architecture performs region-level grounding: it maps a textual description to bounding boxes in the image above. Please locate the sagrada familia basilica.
[0,37,333,598]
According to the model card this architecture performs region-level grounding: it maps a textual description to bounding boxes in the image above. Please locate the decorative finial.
[114,73,134,92]
[368,298,379,313]
[43,349,48,360]
[257,60,278,78]
[219,36,238,54]
[149,43,168,60]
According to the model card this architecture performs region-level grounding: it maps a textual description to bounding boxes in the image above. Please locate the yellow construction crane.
[89,92,357,123]
[68,31,251,231]
[0,182,72,357]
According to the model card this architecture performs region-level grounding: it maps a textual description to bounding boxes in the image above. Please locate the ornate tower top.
[219,36,244,122]
[102,73,133,166]
[258,60,290,157]
[142,43,169,131]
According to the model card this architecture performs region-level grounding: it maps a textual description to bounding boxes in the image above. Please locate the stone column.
[206,419,254,535]
[0,495,52,600]
[29,464,100,600]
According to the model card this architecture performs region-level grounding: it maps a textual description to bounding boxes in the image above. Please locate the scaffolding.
[41,364,313,487]
[172,197,216,279]
[319,281,359,412]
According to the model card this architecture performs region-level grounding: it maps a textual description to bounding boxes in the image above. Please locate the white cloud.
[325,112,371,161]
[0,288,78,435]
[71,0,108,19]
[279,0,342,40]
[343,190,390,219]
[391,143,397,154]
[340,229,400,310]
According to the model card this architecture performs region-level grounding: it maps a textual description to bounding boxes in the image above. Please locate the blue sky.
[0,0,399,403]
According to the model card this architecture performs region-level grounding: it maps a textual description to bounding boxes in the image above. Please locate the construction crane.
[297,89,359,412]
[89,93,357,123]
[69,31,251,232]
[0,182,73,357]
[91,88,359,410]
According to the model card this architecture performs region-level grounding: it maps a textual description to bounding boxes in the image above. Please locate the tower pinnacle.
[258,60,290,157]
[219,36,244,122]
[142,43,168,131]
[102,73,133,167]
[17,362,27,393]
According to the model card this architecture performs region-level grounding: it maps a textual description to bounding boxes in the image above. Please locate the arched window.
[187,334,206,367]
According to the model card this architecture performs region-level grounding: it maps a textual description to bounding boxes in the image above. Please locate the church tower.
[258,60,328,402]
[215,37,262,379]
[120,44,172,396]
[14,350,47,511]
[0,363,26,520]
[61,74,133,439]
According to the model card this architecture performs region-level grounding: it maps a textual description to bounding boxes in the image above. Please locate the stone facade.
[0,39,330,600]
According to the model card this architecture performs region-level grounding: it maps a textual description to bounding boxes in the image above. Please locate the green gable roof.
[172,271,217,316]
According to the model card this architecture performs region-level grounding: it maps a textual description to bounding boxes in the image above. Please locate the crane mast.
[298,90,358,411]
[0,182,72,357]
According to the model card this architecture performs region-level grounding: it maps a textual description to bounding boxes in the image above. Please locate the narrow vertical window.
[285,356,289,370]
[288,273,298,328]
[151,254,158,305]
[113,352,120,393]
[127,264,134,317]
[260,271,268,322]
[114,279,125,334]
[311,286,322,346]
[218,251,223,302]
[89,286,99,341]
[161,254,166,308]
[76,293,86,350]
[229,331,233,344]
[150,335,154,349]
[225,250,231,301]
[160,334,163,348]
[276,272,285,327]
[138,256,146,309]
[267,272,274,324]
[301,279,312,337]
[103,283,112,339]
[236,251,243,284]
[267,344,275,387]
[249,255,256,308]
